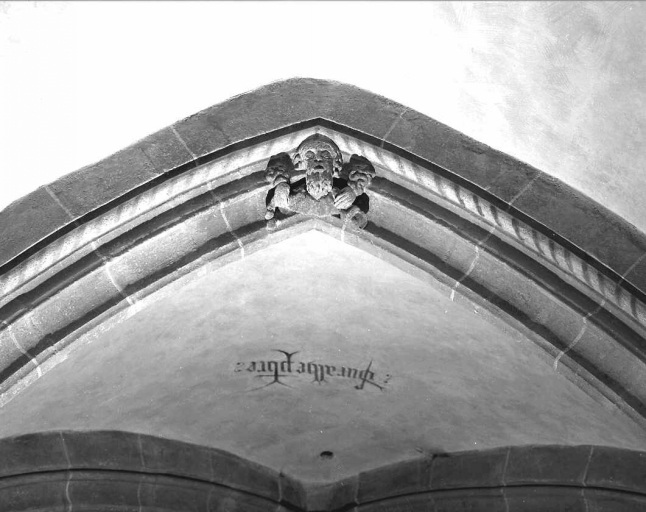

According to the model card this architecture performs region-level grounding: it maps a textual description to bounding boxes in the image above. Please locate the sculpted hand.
[273,182,290,208]
[334,186,356,210]
[265,182,291,220]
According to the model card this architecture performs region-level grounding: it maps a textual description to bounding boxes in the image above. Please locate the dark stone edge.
[1,431,646,511]
[1,79,646,305]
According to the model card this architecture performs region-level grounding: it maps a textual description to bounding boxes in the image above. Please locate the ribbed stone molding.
[4,80,646,294]
[2,79,646,429]
[3,124,645,334]
[1,431,646,511]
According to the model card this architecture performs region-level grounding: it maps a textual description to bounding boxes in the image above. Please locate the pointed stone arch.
[3,77,646,510]
[1,103,645,430]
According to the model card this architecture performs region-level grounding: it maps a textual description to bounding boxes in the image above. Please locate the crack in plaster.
[380,108,409,148]
[2,320,41,377]
[171,125,199,161]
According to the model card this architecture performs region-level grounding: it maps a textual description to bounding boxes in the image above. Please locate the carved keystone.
[263,135,375,230]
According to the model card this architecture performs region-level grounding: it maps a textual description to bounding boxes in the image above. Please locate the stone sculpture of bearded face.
[294,135,343,201]
[264,152,293,186]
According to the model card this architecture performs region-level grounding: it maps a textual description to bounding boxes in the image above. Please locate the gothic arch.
[1,79,646,510]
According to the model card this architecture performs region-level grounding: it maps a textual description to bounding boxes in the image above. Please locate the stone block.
[505,445,591,486]
[139,126,196,174]
[208,487,280,512]
[67,471,140,509]
[0,327,31,380]
[209,446,280,502]
[30,265,120,342]
[323,84,409,143]
[385,109,519,196]
[62,430,144,472]
[511,175,645,286]
[585,488,646,512]
[430,449,508,490]
[194,81,322,151]
[279,473,307,510]
[0,473,68,512]
[585,446,646,494]
[139,434,212,482]
[107,214,208,293]
[140,474,208,512]
[433,488,506,512]
[504,486,585,512]
[48,145,160,219]
[358,457,432,503]
[218,188,267,234]
[172,114,231,161]
[0,186,72,268]
[359,493,433,512]
[0,432,68,477]
[300,476,357,511]
[624,257,646,302]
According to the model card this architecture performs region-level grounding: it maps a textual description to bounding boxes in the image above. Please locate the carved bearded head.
[264,152,293,186]
[293,135,343,200]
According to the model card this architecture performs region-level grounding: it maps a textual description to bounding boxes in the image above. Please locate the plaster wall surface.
[1,231,644,482]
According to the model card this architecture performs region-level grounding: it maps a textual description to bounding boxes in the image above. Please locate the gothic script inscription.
[234,350,391,392]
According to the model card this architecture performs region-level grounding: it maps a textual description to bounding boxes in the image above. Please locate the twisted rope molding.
[329,129,646,333]
[1,125,644,336]
[0,130,316,305]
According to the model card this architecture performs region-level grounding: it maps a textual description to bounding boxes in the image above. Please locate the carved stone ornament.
[263,134,376,229]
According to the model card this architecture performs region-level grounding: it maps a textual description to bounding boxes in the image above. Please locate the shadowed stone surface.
[1,431,646,511]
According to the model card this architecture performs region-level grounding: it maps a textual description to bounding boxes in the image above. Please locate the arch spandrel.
[1,79,646,510]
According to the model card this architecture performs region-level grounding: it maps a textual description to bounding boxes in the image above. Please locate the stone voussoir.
[2,78,646,304]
